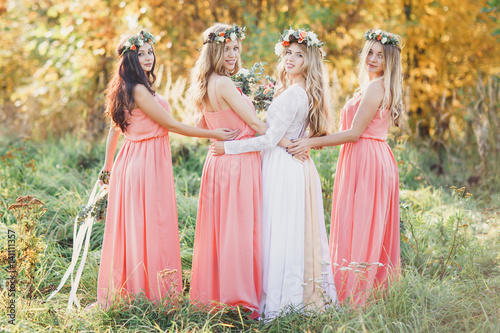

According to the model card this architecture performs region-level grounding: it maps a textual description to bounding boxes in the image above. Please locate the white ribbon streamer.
[47,181,108,311]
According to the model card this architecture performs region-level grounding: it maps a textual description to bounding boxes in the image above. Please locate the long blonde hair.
[189,23,242,112]
[274,42,330,137]
[356,31,404,127]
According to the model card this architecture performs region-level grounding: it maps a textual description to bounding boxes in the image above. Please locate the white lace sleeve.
[224,86,307,155]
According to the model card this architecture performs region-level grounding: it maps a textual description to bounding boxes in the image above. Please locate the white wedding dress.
[224,85,338,318]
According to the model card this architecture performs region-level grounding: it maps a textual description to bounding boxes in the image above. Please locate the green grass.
[0,134,499,332]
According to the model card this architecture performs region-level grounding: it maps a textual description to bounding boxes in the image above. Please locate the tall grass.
[0,134,499,332]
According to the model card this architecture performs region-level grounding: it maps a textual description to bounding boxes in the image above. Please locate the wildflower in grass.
[4,195,47,298]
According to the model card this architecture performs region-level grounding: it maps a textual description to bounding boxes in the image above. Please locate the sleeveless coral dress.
[98,94,183,307]
[329,89,400,306]
[189,82,262,312]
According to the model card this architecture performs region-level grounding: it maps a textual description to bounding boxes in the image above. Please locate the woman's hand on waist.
[212,128,240,141]
[211,141,225,156]
[287,137,312,156]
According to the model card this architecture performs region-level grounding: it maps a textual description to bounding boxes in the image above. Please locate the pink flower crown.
[121,30,156,56]
[274,28,325,56]
[204,25,246,44]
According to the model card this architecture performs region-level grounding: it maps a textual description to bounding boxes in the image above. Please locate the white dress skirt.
[224,85,338,318]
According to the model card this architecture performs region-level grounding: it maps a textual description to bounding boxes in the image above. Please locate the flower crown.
[364,29,400,48]
[204,25,246,44]
[121,30,156,56]
[274,28,325,56]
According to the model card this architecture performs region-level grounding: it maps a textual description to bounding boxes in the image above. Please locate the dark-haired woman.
[97,30,239,308]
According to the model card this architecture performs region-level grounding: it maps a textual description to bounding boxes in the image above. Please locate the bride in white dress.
[213,28,338,318]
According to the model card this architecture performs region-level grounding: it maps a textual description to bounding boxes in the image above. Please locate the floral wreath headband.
[121,30,156,57]
[204,25,246,44]
[364,29,400,49]
[274,28,325,56]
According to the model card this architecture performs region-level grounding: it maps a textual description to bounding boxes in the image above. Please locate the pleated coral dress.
[98,94,183,308]
[329,88,400,306]
[189,83,262,313]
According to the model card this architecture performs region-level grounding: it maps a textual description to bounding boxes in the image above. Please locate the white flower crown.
[203,25,246,44]
[363,29,400,48]
[121,30,156,56]
[274,28,325,56]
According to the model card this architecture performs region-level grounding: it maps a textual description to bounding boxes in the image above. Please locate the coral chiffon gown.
[330,87,400,306]
[189,81,262,312]
[98,94,183,307]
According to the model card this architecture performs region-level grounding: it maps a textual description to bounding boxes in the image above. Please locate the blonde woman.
[214,28,338,319]
[289,29,404,306]
[188,23,291,316]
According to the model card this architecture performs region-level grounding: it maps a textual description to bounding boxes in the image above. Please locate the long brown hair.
[104,31,157,132]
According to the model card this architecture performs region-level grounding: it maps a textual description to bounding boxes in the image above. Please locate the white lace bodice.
[224,85,309,154]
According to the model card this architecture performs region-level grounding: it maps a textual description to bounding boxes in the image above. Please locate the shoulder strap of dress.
[213,77,223,111]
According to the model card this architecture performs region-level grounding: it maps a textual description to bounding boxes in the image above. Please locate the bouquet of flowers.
[76,170,109,224]
[253,78,275,113]
[231,62,264,96]
[232,62,276,113]
[76,193,107,224]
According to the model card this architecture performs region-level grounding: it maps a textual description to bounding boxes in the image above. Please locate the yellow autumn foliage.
[0,0,498,146]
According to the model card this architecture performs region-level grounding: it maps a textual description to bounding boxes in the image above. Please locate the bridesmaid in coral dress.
[289,29,404,306]
[188,23,291,315]
[97,30,238,308]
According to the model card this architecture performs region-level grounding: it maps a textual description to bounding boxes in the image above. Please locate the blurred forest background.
[0,1,499,331]
[1,0,500,180]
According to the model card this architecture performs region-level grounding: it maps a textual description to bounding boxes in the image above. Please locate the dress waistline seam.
[359,137,386,142]
[124,134,168,142]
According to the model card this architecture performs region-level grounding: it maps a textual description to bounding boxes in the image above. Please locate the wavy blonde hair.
[274,42,330,137]
[356,31,404,127]
[189,23,242,112]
